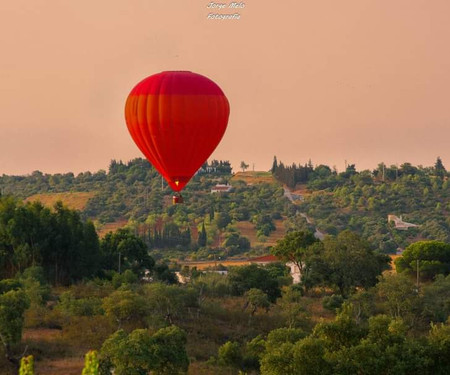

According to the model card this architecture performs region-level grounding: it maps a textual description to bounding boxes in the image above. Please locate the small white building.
[211,184,233,193]
[388,215,419,230]
[250,255,301,284]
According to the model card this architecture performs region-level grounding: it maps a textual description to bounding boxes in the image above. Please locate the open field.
[35,358,84,375]
[96,219,129,238]
[23,328,84,375]
[236,219,286,247]
[24,192,95,211]
[180,259,253,270]
[231,171,276,184]
[290,184,311,197]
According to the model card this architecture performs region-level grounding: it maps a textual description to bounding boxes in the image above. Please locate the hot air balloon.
[125,71,230,202]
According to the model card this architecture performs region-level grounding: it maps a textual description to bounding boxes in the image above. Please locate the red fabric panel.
[125,71,230,192]
[129,71,225,96]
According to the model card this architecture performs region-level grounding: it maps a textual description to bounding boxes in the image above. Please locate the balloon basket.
[172,194,184,204]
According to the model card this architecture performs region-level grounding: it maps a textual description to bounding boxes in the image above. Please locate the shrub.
[322,294,344,311]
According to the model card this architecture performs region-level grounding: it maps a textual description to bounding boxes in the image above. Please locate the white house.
[211,184,233,193]
[250,254,301,284]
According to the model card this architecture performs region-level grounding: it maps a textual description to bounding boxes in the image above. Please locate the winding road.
[283,187,325,240]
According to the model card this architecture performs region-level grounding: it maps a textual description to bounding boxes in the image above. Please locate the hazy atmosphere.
[1,0,449,175]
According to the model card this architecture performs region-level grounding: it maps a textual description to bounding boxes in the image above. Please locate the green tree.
[240,161,249,172]
[260,328,306,375]
[0,280,30,366]
[218,341,243,368]
[19,355,34,375]
[375,273,422,326]
[315,231,389,296]
[271,156,278,173]
[152,263,178,284]
[102,290,148,328]
[395,240,450,280]
[228,264,281,302]
[291,337,331,375]
[277,286,308,329]
[17,266,50,306]
[313,303,363,351]
[82,350,99,375]
[428,321,450,374]
[198,222,207,247]
[99,326,189,375]
[215,212,231,230]
[422,274,450,322]
[143,282,198,325]
[101,228,154,275]
[434,156,447,178]
[271,231,318,288]
[243,288,270,316]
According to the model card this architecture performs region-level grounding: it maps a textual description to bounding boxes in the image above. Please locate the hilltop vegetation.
[1,159,291,262]
[273,156,450,251]
[2,157,449,258]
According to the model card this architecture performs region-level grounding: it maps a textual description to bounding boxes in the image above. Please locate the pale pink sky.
[1,0,449,175]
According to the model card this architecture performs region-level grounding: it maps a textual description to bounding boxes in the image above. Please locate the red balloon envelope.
[125,71,230,191]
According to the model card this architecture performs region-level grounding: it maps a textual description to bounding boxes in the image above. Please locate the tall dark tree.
[198,222,207,247]
[271,156,278,173]
[435,156,447,178]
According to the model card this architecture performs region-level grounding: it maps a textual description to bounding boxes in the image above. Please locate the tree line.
[0,196,155,285]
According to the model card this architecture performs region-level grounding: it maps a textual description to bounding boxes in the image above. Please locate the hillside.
[231,171,275,184]
[272,159,450,251]
[24,191,96,211]
[1,157,449,257]
[1,159,450,375]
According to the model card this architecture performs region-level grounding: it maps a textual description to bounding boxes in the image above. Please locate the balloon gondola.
[125,71,230,203]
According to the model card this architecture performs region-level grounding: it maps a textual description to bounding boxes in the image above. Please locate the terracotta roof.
[212,185,231,190]
[250,254,279,263]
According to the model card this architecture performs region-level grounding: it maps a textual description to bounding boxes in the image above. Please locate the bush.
[322,294,344,311]
[58,292,104,317]
[62,315,114,350]
[111,270,138,289]
[218,341,242,368]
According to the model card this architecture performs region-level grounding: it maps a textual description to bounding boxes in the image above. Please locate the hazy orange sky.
[1,0,449,175]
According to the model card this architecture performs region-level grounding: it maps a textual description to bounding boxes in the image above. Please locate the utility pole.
[416,259,420,292]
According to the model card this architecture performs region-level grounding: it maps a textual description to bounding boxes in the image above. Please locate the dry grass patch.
[188,362,236,375]
[181,259,252,270]
[35,357,84,375]
[24,192,96,211]
[291,184,311,197]
[236,219,286,247]
[232,171,275,185]
[305,296,336,323]
[96,219,129,238]
[23,328,62,342]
